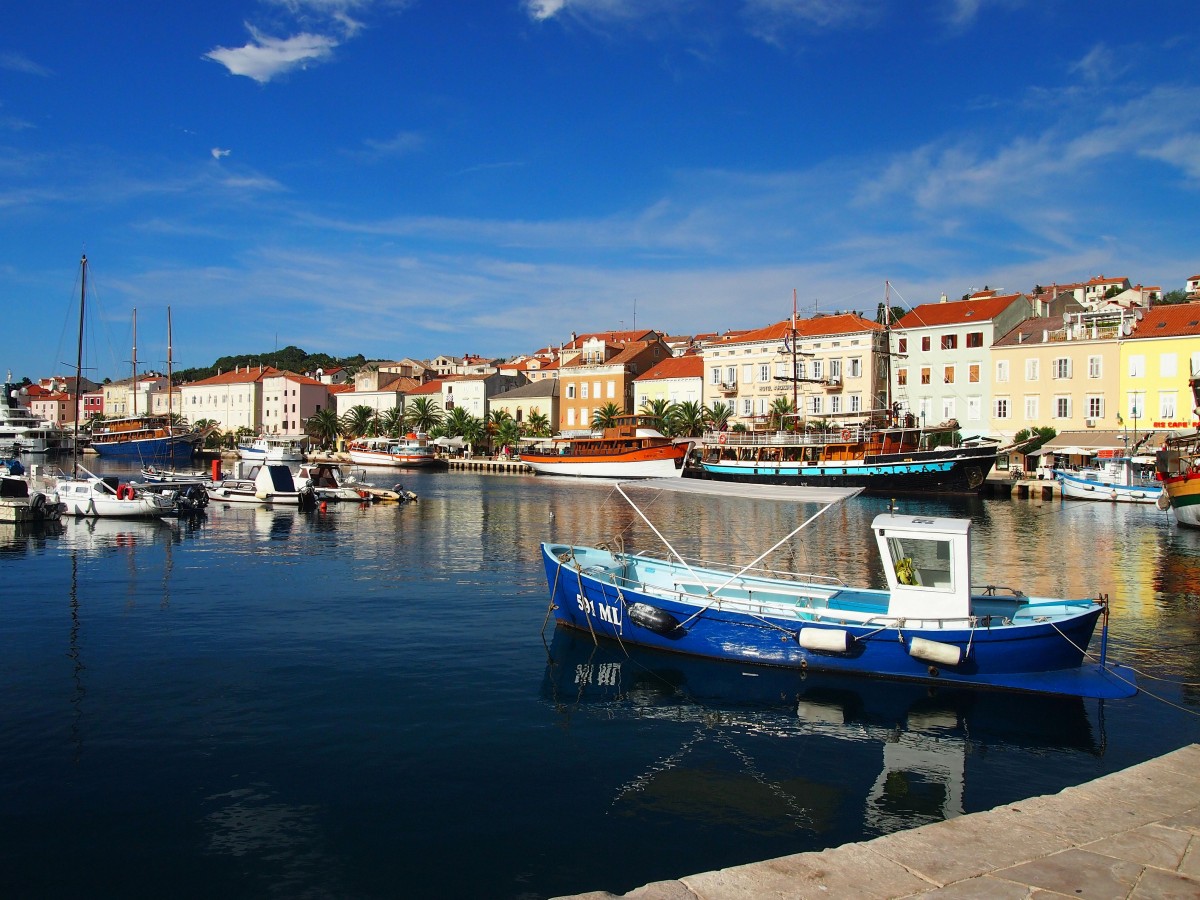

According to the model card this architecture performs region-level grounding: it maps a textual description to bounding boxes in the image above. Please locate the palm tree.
[705,401,733,433]
[461,416,487,455]
[193,418,221,450]
[379,407,405,438]
[342,404,377,440]
[405,397,444,433]
[639,397,672,433]
[443,406,474,437]
[768,397,796,431]
[305,409,343,450]
[591,402,622,429]
[667,400,707,437]
[495,419,522,456]
[525,410,551,437]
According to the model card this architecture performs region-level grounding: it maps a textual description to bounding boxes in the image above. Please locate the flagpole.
[792,288,798,416]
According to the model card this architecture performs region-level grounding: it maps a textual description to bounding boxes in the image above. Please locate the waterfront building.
[701,313,883,431]
[27,383,77,427]
[1186,274,1200,299]
[990,305,1133,443]
[557,331,672,432]
[893,292,1033,440]
[488,378,559,430]
[1122,302,1200,433]
[633,352,703,412]
[440,372,521,420]
[262,370,330,435]
[101,373,168,418]
[178,365,274,434]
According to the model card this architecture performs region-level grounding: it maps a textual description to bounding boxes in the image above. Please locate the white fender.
[909,637,962,666]
[798,628,851,652]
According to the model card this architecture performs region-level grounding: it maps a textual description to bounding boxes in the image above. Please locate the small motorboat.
[542,479,1136,699]
[294,462,415,503]
[206,463,316,508]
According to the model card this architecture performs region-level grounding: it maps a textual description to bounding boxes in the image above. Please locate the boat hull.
[1162,473,1200,528]
[541,543,1132,698]
[696,445,996,494]
[523,443,689,478]
[346,450,442,468]
[91,435,200,463]
[1057,471,1162,504]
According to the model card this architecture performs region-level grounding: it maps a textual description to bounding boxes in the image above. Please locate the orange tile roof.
[637,354,703,381]
[895,294,1028,329]
[726,313,882,344]
[189,366,282,386]
[1130,302,1200,339]
[406,379,445,396]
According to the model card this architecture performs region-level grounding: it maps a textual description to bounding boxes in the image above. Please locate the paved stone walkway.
[558,743,1200,899]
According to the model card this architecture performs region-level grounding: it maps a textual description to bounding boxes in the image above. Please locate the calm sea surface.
[3,463,1200,899]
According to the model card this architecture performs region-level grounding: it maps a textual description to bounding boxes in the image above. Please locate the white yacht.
[0,377,69,455]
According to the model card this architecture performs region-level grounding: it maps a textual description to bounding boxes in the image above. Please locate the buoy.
[908,637,962,667]
[841,429,852,442]
[1157,493,1172,511]
[319,501,328,512]
[798,627,851,652]
[627,602,681,635]
[116,483,135,501]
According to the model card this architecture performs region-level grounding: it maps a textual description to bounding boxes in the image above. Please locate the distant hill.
[172,346,368,384]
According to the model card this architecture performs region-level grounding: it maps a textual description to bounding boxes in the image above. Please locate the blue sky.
[2,1,1197,382]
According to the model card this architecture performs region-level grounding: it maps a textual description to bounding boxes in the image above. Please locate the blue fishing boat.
[541,479,1136,699]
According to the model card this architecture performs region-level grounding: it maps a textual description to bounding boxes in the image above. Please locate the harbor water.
[3,464,1200,898]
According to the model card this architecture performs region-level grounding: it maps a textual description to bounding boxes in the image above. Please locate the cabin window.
[888,536,954,590]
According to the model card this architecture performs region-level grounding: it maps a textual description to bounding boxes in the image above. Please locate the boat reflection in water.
[542,629,1102,839]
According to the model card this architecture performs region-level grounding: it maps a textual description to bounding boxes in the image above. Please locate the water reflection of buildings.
[542,630,1101,839]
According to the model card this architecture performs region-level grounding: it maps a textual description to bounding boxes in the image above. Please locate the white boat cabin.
[873,513,972,620]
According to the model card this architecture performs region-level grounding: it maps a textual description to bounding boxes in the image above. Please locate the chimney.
[940,293,948,303]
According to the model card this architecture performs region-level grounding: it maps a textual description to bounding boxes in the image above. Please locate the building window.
[921,336,931,352]
[996,360,1009,383]
[848,357,861,378]
[1025,359,1039,381]
[831,395,841,414]
[968,363,980,383]
[812,360,823,380]
[850,394,861,413]
[1025,396,1038,420]
[1052,358,1071,379]
[994,398,1009,419]
[809,396,823,415]
[1128,355,1145,378]
[1127,393,1145,419]
[941,334,958,350]
[581,383,589,400]
[1055,396,1071,418]
[1087,396,1104,418]
[1161,354,1178,378]
[967,397,981,421]
[742,364,753,383]
[566,384,576,400]
[830,359,841,379]
[966,331,983,348]
[607,381,615,399]
[711,367,721,385]
[920,367,931,385]
[725,366,737,384]
[759,364,770,383]
[1160,392,1177,419]
[742,398,752,416]
[898,338,907,353]
[943,366,955,384]
[897,368,908,387]
[1088,356,1102,379]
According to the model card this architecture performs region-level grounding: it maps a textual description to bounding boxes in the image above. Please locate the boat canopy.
[620,477,863,505]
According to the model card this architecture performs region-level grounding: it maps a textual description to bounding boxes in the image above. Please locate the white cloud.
[525,0,567,20]
[211,148,232,160]
[0,52,52,77]
[205,27,339,83]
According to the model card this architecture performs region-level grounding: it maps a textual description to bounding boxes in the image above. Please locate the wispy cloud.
[205,27,339,83]
[349,130,426,162]
[211,148,232,160]
[0,51,52,77]
[204,0,395,82]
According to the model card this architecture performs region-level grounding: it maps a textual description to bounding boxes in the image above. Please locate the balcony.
[716,382,738,395]
[823,377,842,392]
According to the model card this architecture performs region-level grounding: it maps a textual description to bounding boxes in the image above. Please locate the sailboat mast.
[73,255,86,478]
[791,288,798,415]
[131,307,138,417]
[167,306,173,426]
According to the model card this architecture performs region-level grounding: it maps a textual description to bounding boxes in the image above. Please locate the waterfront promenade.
[557,743,1200,899]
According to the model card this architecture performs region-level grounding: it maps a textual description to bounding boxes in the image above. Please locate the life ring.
[840,429,852,442]
[718,433,727,445]
[116,483,135,500]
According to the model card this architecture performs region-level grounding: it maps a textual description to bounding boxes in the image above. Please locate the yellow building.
[1121,302,1200,432]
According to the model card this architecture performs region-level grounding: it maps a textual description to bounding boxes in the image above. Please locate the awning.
[1040,430,1167,455]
